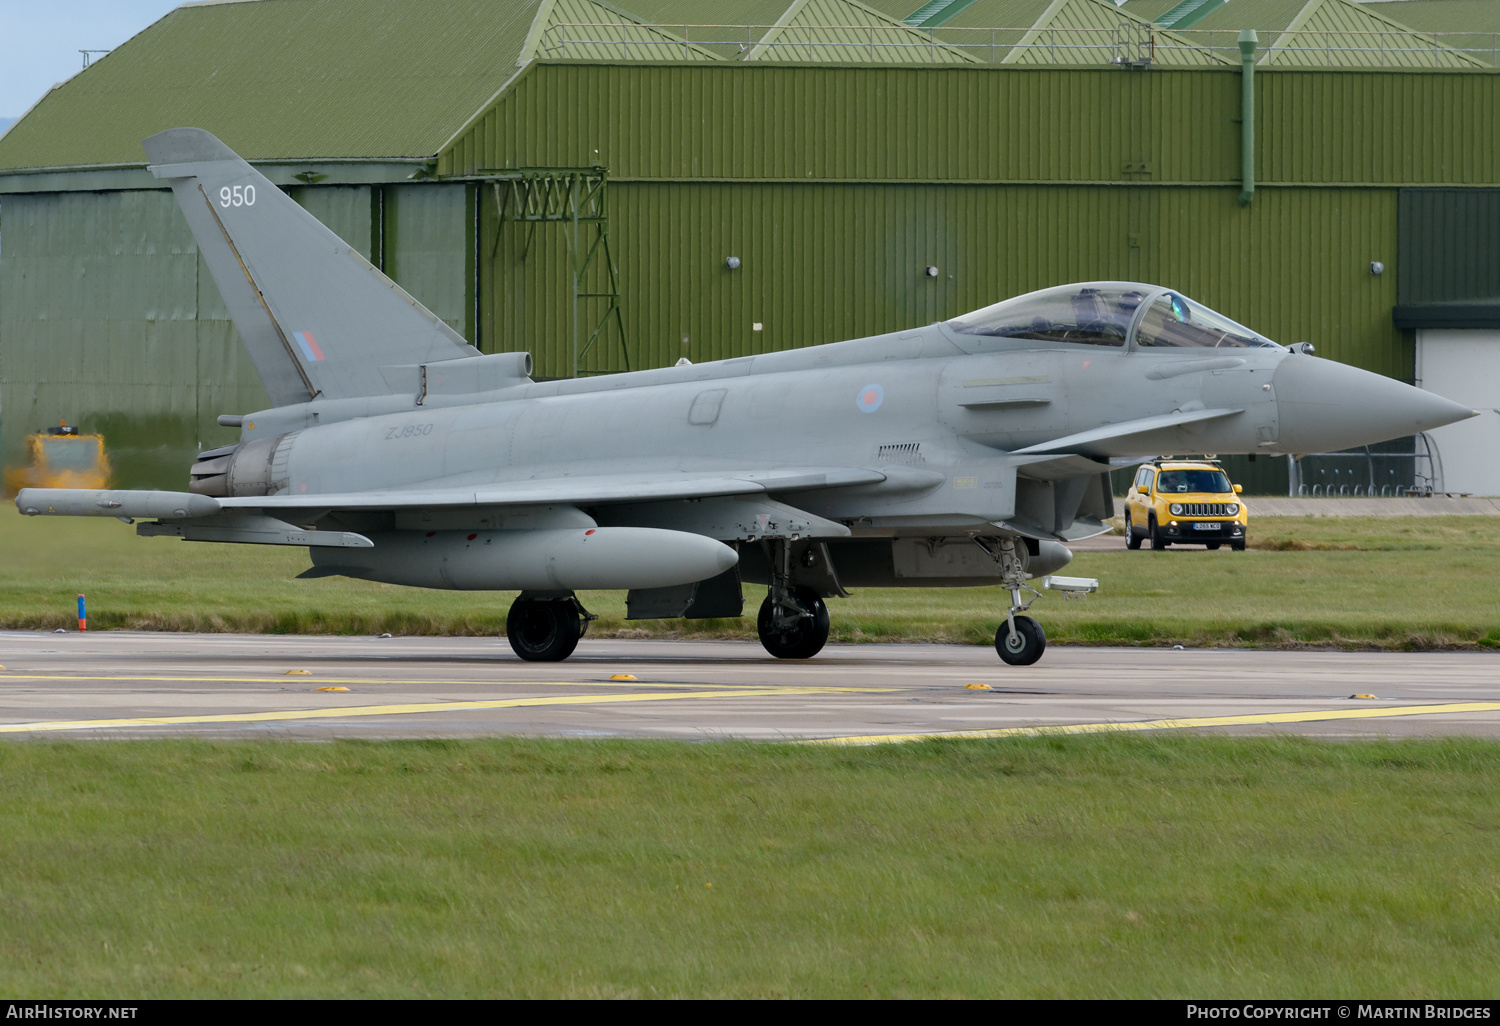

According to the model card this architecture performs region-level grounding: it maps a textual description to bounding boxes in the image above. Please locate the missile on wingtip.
[308,527,740,591]
[16,488,221,519]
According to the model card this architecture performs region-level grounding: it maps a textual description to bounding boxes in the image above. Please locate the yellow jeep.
[1123,459,1247,551]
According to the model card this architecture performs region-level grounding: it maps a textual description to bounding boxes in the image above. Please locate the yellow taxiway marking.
[0,686,891,734]
[0,673,819,691]
[810,702,1500,746]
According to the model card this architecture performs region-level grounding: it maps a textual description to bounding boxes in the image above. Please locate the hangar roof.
[1362,1,1500,30]
[0,0,551,170]
[1187,0,1486,66]
[0,0,1486,175]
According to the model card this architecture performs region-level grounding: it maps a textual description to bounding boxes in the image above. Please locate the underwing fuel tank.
[309,527,738,592]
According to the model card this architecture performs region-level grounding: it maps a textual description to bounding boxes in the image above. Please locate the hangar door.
[1415,331,1500,496]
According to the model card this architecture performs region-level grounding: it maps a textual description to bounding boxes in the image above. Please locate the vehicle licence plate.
[1193,522,1220,531]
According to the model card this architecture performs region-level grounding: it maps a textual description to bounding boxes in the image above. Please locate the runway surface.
[2,630,1498,742]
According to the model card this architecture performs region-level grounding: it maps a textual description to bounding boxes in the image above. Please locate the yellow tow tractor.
[3,421,111,495]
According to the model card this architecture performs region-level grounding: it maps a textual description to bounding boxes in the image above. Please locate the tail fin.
[143,128,475,406]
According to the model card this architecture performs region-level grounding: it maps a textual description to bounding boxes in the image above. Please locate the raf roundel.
[856,383,884,413]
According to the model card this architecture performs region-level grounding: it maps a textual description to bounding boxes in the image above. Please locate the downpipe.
[1239,29,1257,206]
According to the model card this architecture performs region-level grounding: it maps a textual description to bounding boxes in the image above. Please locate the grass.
[3,504,1500,650]
[1,735,1496,998]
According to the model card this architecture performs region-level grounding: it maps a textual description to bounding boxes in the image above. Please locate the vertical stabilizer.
[143,128,476,405]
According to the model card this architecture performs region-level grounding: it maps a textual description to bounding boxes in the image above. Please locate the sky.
[0,1,182,119]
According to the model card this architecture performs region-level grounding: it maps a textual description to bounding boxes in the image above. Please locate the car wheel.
[1149,513,1168,550]
[1230,538,1246,551]
[1125,512,1141,550]
[1206,541,1221,550]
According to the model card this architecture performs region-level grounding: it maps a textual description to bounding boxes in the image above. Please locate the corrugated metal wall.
[1397,187,1500,304]
[0,183,471,485]
[479,181,1405,380]
[1259,71,1500,184]
[443,64,1500,187]
[440,64,1244,183]
[0,190,262,484]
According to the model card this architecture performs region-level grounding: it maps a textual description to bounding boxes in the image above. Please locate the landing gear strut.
[506,594,595,662]
[974,536,1049,666]
[756,540,830,659]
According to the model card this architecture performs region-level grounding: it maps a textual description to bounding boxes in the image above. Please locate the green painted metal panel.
[1360,1,1500,35]
[987,0,1229,67]
[1258,70,1500,184]
[384,184,473,340]
[0,181,477,488]
[1258,0,1482,67]
[1119,0,1189,21]
[445,60,1500,188]
[539,0,722,60]
[1397,187,1500,304]
[291,186,379,262]
[747,0,977,62]
[476,179,1406,381]
[1155,0,1229,29]
[0,0,543,171]
[1193,0,1322,30]
[0,190,262,488]
[440,63,1244,183]
[908,0,982,26]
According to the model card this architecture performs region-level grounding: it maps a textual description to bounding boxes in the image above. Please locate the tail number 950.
[219,184,256,207]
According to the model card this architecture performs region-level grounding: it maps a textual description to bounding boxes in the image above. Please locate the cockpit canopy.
[944,282,1280,350]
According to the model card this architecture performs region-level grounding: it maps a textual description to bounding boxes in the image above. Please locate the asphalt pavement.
[2,631,1497,742]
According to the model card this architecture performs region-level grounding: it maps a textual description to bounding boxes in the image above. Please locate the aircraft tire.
[1149,514,1168,550]
[506,597,582,662]
[995,615,1046,666]
[1125,513,1141,550]
[757,588,830,659]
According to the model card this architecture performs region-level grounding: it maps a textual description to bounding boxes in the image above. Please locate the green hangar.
[2,0,1498,494]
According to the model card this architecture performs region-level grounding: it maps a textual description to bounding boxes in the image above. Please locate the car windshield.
[1135,292,1278,349]
[1156,469,1231,493]
[946,283,1149,347]
[40,437,100,471]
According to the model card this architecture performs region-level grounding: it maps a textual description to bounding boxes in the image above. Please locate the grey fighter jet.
[15,129,1477,665]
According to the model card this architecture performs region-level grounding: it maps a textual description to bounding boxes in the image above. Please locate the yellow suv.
[1123,459,1247,551]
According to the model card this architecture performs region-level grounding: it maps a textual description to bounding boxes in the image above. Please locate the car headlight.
[1225,503,1239,515]
[1169,503,1183,515]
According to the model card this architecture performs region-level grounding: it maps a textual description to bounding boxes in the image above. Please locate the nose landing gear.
[996,585,1047,666]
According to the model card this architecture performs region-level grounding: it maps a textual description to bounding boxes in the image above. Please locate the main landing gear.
[506,593,595,662]
[757,586,830,659]
[755,538,832,659]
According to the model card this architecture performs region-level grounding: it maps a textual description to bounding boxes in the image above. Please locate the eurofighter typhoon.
[15,129,1476,665]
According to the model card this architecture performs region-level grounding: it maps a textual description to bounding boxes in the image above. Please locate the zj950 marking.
[386,423,435,440]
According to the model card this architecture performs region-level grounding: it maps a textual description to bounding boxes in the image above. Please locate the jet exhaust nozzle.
[310,526,739,591]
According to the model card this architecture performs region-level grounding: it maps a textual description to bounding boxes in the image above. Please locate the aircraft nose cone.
[1273,356,1477,453]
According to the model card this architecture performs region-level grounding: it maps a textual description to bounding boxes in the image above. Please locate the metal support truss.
[484,167,630,376]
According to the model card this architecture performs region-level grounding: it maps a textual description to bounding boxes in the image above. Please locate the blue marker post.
[77,594,86,632]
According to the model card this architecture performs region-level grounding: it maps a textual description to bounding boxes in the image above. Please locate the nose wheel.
[996,616,1046,665]
[994,583,1047,666]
